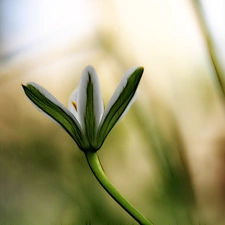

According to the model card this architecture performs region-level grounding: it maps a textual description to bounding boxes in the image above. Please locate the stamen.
[72,101,77,111]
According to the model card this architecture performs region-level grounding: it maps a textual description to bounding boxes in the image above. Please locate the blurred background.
[0,0,225,224]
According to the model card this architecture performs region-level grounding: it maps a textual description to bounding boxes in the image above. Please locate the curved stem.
[85,151,154,225]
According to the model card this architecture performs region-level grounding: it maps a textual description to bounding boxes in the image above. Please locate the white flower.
[22,65,144,152]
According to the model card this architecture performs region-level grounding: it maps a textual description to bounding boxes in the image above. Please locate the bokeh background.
[0,0,225,224]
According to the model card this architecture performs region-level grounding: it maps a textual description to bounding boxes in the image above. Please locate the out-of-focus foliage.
[0,0,225,225]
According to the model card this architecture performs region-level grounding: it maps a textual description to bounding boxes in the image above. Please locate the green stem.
[191,0,225,98]
[85,151,154,225]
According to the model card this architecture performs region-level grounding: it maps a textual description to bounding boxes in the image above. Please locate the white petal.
[95,66,143,149]
[118,91,137,121]
[28,82,66,111]
[101,66,139,123]
[27,82,80,125]
[77,65,104,129]
[23,82,86,149]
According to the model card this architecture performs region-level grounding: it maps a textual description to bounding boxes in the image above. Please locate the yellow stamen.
[72,101,77,111]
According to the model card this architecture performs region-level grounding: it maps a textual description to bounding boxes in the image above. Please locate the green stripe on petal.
[97,66,144,148]
[84,72,96,145]
[22,82,89,151]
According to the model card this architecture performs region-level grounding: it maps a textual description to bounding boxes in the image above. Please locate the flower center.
[72,101,77,111]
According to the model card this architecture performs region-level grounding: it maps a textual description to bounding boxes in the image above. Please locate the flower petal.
[97,66,144,148]
[22,82,89,151]
[77,65,104,147]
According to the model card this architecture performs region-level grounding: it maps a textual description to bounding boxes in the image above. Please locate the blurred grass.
[0,122,132,225]
[132,103,198,225]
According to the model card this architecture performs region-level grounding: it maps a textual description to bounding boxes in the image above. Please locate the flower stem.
[85,151,154,225]
[191,0,225,98]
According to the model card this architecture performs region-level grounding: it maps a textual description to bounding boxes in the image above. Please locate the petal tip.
[134,66,144,74]
[84,65,96,73]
